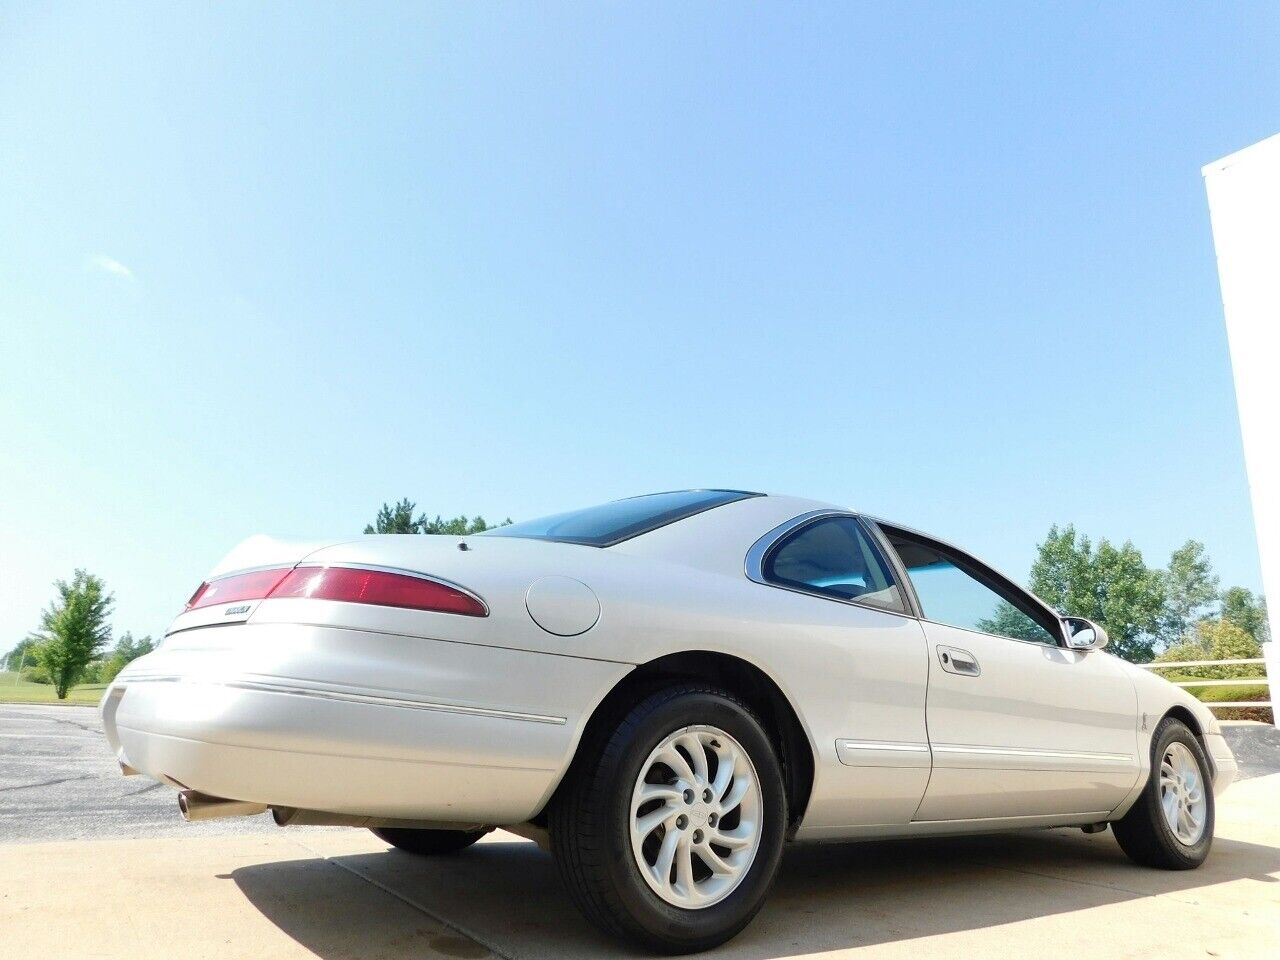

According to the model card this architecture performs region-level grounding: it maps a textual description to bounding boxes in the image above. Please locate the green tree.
[1026,525,1165,662]
[1155,619,1264,680]
[1158,540,1220,648]
[364,498,422,534]
[420,514,499,535]
[2,636,40,672]
[975,602,1057,643]
[29,570,114,699]
[1220,586,1270,642]
[364,499,509,535]
[95,632,156,685]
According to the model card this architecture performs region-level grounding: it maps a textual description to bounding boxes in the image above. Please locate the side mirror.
[1064,616,1109,651]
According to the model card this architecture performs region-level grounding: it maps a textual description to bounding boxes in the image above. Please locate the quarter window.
[881,529,1059,645]
[764,517,906,614]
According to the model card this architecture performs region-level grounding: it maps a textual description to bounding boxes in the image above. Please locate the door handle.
[937,645,981,677]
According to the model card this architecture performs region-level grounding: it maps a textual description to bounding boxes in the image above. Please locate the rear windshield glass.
[482,490,761,547]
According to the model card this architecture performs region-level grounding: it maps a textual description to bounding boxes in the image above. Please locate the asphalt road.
[0,702,341,842]
[1222,720,1280,777]
[2,702,1278,844]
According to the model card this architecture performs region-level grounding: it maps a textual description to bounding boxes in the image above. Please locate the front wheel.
[1112,717,1214,869]
[550,684,787,954]
[370,827,488,856]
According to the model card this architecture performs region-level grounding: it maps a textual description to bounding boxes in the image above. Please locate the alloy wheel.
[1159,741,1207,845]
[628,724,763,908]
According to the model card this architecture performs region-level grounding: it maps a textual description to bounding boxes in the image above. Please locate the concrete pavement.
[2,704,1278,959]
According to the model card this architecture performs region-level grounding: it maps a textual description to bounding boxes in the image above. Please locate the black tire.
[550,683,788,954]
[370,827,488,856]
[1112,717,1214,869]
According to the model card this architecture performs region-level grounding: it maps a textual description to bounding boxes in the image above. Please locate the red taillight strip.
[270,565,487,616]
[184,564,487,617]
[185,567,293,610]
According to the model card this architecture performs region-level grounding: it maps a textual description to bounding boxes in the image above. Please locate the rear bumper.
[101,623,628,823]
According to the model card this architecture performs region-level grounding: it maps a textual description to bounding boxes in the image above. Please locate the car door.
[873,522,1140,821]
[748,513,933,831]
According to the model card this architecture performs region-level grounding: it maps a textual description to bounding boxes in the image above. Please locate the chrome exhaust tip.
[177,790,269,822]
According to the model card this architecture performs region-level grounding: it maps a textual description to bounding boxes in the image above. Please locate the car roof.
[607,492,850,576]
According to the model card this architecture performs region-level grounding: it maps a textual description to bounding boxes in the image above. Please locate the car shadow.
[231,827,1280,959]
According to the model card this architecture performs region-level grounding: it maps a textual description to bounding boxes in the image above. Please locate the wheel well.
[1159,704,1219,781]
[1163,704,1204,739]
[546,651,815,835]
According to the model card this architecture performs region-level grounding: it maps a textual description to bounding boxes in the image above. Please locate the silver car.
[102,490,1237,952]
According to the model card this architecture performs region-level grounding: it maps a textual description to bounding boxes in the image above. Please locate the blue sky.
[2,3,1277,648]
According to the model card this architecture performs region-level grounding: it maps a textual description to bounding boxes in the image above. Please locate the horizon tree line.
[7,501,1269,698]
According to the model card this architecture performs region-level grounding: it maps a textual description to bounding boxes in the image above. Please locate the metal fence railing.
[1138,641,1277,728]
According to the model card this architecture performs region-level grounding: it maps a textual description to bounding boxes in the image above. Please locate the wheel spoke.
[635,806,674,840]
[657,745,697,785]
[1183,770,1200,796]
[676,733,709,784]
[1180,803,1199,841]
[713,825,754,849]
[657,747,695,785]
[698,842,737,876]
[711,744,737,800]
[636,783,684,807]
[652,827,680,889]
[1186,805,1202,832]
[675,839,699,902]
[721,771,752,812]
[1162,789,1179,824]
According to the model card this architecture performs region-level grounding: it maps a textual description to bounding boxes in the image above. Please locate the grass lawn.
[1156,670,1269,701]
[1153,669,1272,722]
[0,670,106,705]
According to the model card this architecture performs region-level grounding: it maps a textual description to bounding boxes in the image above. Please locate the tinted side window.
[883,531,1058,645]
[764,517,906,613]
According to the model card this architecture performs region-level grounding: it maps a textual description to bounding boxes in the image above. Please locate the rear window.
[482,490,762,547]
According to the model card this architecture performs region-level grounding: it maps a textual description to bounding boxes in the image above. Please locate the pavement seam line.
[284,834,515,960]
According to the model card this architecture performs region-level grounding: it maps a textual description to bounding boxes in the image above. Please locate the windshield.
[482,489,762,547]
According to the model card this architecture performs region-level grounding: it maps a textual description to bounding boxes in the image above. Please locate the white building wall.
[1203,134,1280,643]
